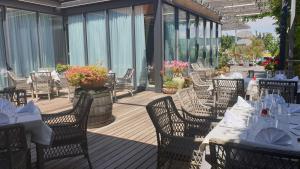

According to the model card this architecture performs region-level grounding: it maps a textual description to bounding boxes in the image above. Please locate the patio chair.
[7,71,33,97]
[116,68,134,96]
[30,72,53,100]
[0,87,27,106]
[36,92,93,169]
[146,96,208,169]
[209,138,300,169]
[177,87,220,123]
[190,72,214,105]
[57,73,75,101]
[191,63,201,71]
[212,79,245,116]
[106,73,116,102]
[258,79,298,103]
[0,124,31,169]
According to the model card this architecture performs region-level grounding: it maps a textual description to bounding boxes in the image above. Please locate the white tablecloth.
[201,104,300,152]
[0,101,52,145]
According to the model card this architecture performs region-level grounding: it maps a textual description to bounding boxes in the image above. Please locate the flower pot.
[74,87,114,128]
[172,77,185,90]
[162,88,177,94]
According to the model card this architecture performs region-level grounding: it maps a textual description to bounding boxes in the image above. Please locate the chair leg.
[48,93,51,101]
[81,142,93,169]
[36,146,44,169]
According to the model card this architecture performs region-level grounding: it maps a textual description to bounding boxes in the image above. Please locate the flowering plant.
[164,60,189,76]
[261,58,279,71]
[65,65,108,89]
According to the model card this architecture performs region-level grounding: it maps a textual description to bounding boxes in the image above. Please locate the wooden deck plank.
[33,91,165,169]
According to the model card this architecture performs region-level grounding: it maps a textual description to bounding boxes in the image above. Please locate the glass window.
[39,14,65,68]
[189,14,197,63]
[212,22,217,67]
[86,11,108,67]
[197,18,205,63]
[205,20,211,67]
[6,8,39,77]
[68,15,85,66]
[0,8,7,89]
[109,7,133,77]
[163,4,175,61]
[178,10,187,62]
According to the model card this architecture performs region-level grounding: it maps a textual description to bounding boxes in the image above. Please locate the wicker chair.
[0,124,30,169]
[7,71,32,96]
[0,87,27,106]
[209,138,300,169]
[212,79,245,116]
[36,92,93,169]
[146,96,210,169]
[191,63,202,71]
[177,87,220,123]
[258,79,298,103]
[106,73,116,102]
[30,72,53,100]
[57,73,76,101]
[116,68,134,96]
[190,72,213,104]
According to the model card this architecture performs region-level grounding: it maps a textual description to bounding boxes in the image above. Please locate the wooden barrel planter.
[74,87,114,128]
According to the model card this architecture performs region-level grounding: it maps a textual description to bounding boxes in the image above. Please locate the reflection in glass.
[86,11,108,66]
[109,7,133,77]
[212,22,217,67]
[68,15,85,66]
[163,4,175,61]
[189,14,197,63]
[197,18,205,64]
[178,10,187,62]
[205,20,211,67]
[6,8,39,76]
[0,8,7,89]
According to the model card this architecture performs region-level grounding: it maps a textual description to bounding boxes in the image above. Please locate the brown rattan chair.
[146,96,209,169]
[36,92,93,169]
[258,79,298,103]
[209,138,300,169]
[0,87,27,106]
[177,87,220,123]
[30,72,54,100]
[212,79,245,116]
[0,124,30,169]
[190,72,214,105]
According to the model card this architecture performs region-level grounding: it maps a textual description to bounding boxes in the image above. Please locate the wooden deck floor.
[33,91,168,169]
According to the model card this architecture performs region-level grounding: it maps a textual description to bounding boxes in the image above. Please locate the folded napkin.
[223,110,245,128]
[0,113,9,125]
[255,127,292,146]
[291,76,299,81]
[274,74,287,80]
[263,94,286,104]
[16,101,36,114]
[233,96,253,110]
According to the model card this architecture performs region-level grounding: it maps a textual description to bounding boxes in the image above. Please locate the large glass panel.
[109,7,132,77]
[39,14,65,68]
[0,8,7,89]
[197,18,205,63]
[68,15,85,66]
[135,5,149,87]
[6,8,39,77]
[178,10,187,62]
[189,14,197,63]
[212,22,217,67]
[86,11,108,66]
[163,4,175,61]
[205,20,211,67]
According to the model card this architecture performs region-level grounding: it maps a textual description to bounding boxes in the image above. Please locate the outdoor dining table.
[0,100,53,146]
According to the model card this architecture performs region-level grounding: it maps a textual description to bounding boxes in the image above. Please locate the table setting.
[0,98,53,146]
[201,94,300,152]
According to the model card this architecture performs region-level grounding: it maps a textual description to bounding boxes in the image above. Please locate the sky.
[222,16,278,37]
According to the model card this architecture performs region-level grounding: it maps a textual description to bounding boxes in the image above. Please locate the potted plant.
[162,80,178,94]
[261,57,279,76]
[65,65,113,128]
[164,60,189,89]
[56,64,71,74]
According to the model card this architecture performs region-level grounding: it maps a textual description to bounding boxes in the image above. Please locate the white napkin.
[291,76,299,81]
[0,113,9,125]
[274,74,287,80]
[263,94,286,104]
[255,127,292,146]
[16,101,36,114]
[233,96,253,110]
[223,110,245,128]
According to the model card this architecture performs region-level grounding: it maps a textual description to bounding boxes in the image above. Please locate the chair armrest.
[42,110,76,126]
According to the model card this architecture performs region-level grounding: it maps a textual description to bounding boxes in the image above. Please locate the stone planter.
[162,88,177,94]
[172,77,185,90]
[74,87,114,128]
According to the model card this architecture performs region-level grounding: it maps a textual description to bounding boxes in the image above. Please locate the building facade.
[0,0,221,92]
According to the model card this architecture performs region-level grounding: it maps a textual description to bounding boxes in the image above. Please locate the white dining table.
[0,101,53,146]
[201,103,300,152]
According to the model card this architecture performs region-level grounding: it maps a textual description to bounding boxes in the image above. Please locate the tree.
[260,33,279,56]
[220,35,235,51]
